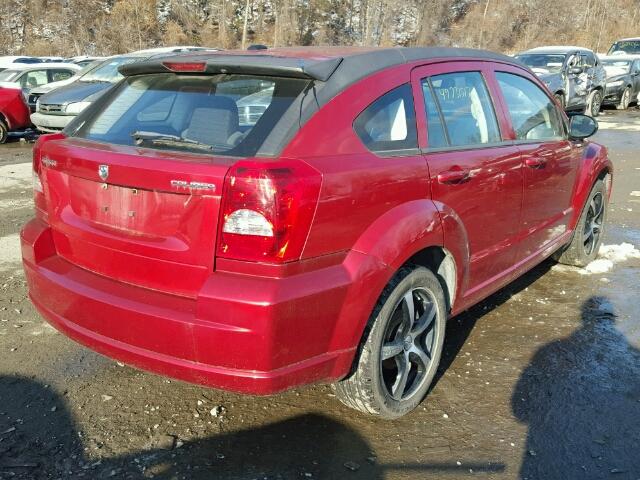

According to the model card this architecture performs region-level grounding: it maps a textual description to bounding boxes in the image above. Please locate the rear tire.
[586,89,603,117]
[554,179,607,267]
[616,87,631,110]
[0,120,7,144]
[334,266,446,419]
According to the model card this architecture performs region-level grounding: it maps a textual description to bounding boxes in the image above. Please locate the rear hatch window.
[72,73,309,157]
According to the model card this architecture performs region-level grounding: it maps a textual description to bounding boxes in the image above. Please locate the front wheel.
[554,179,607,267]
[586,90,603,117]
[334,266,446,419]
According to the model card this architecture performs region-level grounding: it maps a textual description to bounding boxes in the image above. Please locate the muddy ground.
[0,109,639,480]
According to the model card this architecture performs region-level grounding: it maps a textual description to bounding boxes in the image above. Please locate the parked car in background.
[0,56,43,72]
[607,38,640,55]
[515,46,606,116]
[27,60,102,112]
[67,56,105,68]
[600,55,640,110]
[0,63,81,93]
[0,63,80,143]
[22,47,611,418]
[0,84,31,143]
[32,48,218,133]
[40,57,66,63]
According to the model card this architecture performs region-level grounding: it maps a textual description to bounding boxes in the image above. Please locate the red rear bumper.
[21,218,362,394]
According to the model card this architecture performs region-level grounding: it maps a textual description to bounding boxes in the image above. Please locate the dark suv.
[22,47,611,418]
[516,46,607,116]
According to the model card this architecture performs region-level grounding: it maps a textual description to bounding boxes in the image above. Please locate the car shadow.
[512,296,640,479]
[0,374,505,479]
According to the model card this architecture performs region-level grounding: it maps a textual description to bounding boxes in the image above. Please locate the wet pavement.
[0,109,639,479]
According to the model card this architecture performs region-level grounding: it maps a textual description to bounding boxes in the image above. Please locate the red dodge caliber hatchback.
[22,47,612,418]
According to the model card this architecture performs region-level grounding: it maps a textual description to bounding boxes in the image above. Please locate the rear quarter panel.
[0,87,30,129]
[281,64,446,355]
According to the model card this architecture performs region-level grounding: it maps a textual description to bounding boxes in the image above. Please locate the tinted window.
[608,40,640,55]
[421,81,448,148]
[74,73,309,158]
[50,69,74,82]
[582,53,596,68]
[516,54,566,74]
[496,72,564,141]
[429,72,501,147]
[353,84,418,154]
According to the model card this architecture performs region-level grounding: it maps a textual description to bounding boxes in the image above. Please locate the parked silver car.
[515,46,607,116]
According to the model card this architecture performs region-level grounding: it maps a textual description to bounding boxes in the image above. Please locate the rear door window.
[49,69,75,82]
[423,71,501,148]
[20,70,48,89]
[496,72,564,141]
[353,84,418,155]
[73,73,309,157]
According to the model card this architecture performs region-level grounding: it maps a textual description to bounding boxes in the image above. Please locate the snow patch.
[598,243,640,262]
[552,243,640,275]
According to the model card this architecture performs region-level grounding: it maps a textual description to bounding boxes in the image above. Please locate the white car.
[0,56,43,72]
[0,63,80,93]
[26,60,102,112]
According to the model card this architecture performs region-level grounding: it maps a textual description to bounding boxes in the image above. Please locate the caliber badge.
[98,164,109,181]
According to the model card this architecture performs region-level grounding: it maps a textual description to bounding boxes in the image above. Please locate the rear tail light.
[32,133,65,217]
[217,160,322,263]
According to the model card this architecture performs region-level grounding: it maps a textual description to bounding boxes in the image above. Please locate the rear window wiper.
[130,131,219,152]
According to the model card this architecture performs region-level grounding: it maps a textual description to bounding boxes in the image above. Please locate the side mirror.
[569,114,598,140]
[568,66,584,75]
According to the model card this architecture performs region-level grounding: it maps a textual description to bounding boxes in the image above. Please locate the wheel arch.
[330,200,449,364]
[404,246,457,313]
[0,111,10,129]
[569,143,613,231]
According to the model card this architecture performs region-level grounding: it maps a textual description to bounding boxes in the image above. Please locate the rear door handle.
[437,168,470,184]
[525,157,547,169]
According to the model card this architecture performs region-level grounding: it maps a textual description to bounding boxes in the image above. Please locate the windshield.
[516,54,566,74]
[601,59,631,76]
[80,57,140,83]
[0,69,21,82]
[608,41,640,55]
[74,73,308,157]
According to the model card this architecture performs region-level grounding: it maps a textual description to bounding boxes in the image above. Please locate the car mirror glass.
[569,114,598,140]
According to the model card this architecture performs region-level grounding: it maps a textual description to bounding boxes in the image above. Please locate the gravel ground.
[1,109,639,480]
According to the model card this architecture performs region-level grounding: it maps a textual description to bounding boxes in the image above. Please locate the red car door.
[491,65,580,260]
[411,62,524,302]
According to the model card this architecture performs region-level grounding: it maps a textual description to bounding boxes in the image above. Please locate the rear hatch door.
[41,137,231,297]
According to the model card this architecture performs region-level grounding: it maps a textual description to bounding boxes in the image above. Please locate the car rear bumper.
[21,218,361,394]
[30,112,73,132]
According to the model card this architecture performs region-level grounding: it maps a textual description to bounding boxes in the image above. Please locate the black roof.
[115,47,522,157]
[121,46,517,84]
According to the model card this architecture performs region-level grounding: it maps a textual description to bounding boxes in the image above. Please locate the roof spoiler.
[119,55,343,82]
